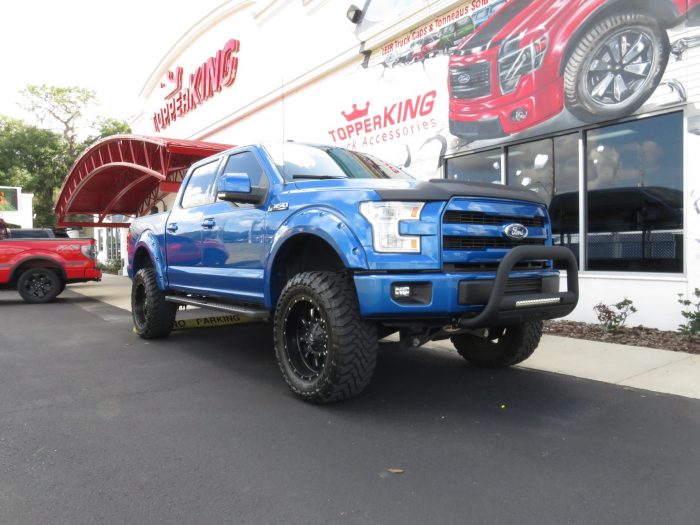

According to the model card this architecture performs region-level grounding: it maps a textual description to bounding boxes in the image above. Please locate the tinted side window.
[222,151,267,188]
[181,160,220,209]
[10,229,52,238]
[220,151,268,198]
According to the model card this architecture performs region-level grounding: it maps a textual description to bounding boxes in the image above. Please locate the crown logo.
[160,66,184,99]
[342,102,370,121]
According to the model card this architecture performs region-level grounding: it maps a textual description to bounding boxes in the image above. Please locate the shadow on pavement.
[162,322,591,424]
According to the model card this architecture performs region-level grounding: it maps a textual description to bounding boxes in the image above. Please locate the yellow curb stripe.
[172,314,259,330]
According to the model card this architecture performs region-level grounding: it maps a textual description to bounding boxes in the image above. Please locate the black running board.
[165,295,270,319]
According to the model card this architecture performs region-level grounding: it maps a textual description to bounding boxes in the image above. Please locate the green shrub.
[677,288,700,337]
[593,298,637,333]
[98,259,123,275]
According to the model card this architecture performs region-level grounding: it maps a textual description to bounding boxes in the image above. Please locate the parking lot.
[2,286,700,525]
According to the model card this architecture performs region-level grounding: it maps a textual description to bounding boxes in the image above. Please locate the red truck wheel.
[564,12,670,122]
[17,268,62,304]
[451,321,543,369]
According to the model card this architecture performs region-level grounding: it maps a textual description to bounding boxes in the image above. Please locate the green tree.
[83,117,131,148]
[20,84,97,158]
[0,116,69,227]
[0,85,131,228]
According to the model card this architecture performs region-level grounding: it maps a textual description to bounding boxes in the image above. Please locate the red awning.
[55,134,232,227]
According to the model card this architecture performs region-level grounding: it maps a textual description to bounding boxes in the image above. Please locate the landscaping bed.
[543,320,700,355]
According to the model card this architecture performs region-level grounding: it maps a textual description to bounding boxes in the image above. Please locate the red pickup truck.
[0,220,101,303]
[448,0,700,139]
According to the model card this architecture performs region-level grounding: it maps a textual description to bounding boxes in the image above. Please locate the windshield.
[263,143,414,181]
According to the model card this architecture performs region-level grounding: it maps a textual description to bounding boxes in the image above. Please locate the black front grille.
[444,261,548,272]
[450,62,491,99]
[444,211,545,227]
[443,236,546,250]
[505,277,542,295]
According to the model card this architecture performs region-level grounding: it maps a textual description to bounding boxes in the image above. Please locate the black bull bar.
[459,245,579,328]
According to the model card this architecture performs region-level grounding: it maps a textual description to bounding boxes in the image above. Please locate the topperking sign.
[153,39,241,132]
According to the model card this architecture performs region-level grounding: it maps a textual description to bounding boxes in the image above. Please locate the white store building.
[89,0,700,330]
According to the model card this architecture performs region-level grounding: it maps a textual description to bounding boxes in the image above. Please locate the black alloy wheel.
[17,268,61,304]
[586,29,656,105]
[282,296,329,381]
[564,13,669,122]
[132,280,148,328]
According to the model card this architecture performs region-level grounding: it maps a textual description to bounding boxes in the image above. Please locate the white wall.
[685,127,700,294]
[563,274,689,332]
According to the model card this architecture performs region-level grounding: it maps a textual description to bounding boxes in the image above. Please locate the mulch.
[543,320,700,355]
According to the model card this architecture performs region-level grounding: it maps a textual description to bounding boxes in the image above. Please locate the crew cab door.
[196,149,269,303]
[165,158,222,291]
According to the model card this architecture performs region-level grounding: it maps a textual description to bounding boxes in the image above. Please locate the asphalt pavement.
[1,288,700,525]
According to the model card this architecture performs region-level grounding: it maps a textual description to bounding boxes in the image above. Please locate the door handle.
[166,223,178,233]
[201,218,216,229]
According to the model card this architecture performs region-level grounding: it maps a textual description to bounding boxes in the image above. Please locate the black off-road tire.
[451,321,543,369]
[131,268,177,339]
[564,12,670,122]
[273,271,378,403]
[17,268,62,304]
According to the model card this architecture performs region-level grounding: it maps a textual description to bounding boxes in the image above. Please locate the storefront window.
[507,138,554,202]
[444,112,683,274]
[585,112,683,272]
[507,134,579,266]
[551,134,581,265]
[445,148,501,184]
[106,228,121,260]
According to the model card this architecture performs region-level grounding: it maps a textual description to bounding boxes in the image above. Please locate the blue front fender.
[131,231,168,291]
[264,208,369,307]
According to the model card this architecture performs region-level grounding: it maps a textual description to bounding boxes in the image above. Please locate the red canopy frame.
[55,134,232,227]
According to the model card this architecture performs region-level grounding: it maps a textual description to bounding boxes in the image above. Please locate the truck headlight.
[359,201,424,253]
[498,34,548,94]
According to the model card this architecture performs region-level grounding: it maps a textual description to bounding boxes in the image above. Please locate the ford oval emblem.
[503,223,528,240]
[458,73,471,84]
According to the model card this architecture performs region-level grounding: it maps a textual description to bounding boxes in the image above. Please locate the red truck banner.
[317,0,700,176]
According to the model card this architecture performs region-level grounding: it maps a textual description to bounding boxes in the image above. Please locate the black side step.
[165,296,270,319]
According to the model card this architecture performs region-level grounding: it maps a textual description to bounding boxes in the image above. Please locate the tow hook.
[399,327,435,350]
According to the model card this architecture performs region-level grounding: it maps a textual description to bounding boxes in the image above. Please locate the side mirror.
[217,172,262,204]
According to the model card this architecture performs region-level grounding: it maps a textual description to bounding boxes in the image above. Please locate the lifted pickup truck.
[0,221,101,303]
[128,143,578,403]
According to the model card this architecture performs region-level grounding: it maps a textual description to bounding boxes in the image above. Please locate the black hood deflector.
[373,179,547,206]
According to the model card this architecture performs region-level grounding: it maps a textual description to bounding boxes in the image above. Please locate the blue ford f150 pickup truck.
[128,142,578,403]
